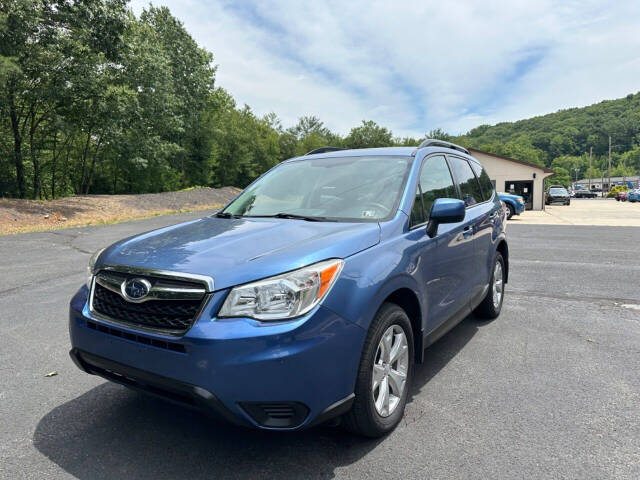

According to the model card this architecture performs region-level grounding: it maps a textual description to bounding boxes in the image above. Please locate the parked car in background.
[615,190,629,201]
[628,189,640,203]
[574,189,598,198]
[69,140,509,437]
[545,186,571,205]
[498,192,525,219]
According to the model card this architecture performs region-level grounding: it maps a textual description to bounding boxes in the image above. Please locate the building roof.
[468,148,555,174]
[576,175,639,183]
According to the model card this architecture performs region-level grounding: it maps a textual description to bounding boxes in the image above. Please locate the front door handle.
[462,226,473,239]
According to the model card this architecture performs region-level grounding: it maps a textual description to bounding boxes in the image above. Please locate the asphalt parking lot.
[1,212,639,479]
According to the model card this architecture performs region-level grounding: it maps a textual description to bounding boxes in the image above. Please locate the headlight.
[218,259,344,321]
[516,198,524,204]
[86,248,105,288]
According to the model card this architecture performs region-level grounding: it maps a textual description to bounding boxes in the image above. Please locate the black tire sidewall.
[474,251,506,319]
[355,304,414,434]
[507,204,514,219]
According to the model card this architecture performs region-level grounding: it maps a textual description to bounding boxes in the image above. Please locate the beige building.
[469,148,555,211]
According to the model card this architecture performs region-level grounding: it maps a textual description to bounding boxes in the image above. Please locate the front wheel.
[506,204,515,220]
[343,303,413,437]
[474,252,505,319]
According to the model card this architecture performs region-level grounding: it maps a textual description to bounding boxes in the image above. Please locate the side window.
[410,186,426,226]
[470,161,494,201]
[418,155,457,221]
[449,156,483,206]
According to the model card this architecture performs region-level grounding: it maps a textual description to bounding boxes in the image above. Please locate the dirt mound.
[0,187,240,235]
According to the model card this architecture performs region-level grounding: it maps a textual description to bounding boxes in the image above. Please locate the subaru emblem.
[121,278,151,302]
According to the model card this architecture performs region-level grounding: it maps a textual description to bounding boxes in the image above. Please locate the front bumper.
[547,196,570,203]
[69,286,363,430]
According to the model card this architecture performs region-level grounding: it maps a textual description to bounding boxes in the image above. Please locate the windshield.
[549,188,568,195]
[221,156,413,221]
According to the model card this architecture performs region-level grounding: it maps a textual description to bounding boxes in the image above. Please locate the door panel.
[447,156,488,300]
[470,160,501,292]
[409,155,476,333]
[466,202,496,295]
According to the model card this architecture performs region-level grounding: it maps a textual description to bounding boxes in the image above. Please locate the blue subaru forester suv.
[69,140,508,437]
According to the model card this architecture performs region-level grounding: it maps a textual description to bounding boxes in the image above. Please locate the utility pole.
[589,147,593,191]
[608,135,612,195]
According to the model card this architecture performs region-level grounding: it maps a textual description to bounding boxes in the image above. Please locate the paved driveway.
[1,213,639,479]
[515,197,640,226]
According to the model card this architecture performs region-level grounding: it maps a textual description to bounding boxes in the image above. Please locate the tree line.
[2,1,639,199]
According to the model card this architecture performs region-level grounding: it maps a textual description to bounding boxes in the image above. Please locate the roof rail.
[304,147,346,155]
[413,139,469,156]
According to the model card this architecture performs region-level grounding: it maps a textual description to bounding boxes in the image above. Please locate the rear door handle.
[462,226,473,239]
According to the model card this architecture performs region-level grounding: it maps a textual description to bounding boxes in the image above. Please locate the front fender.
[323,244,426,333]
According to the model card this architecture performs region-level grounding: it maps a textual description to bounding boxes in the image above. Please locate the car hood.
[98,216,380,290]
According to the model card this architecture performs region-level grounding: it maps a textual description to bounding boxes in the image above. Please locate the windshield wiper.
[249,213,336,222]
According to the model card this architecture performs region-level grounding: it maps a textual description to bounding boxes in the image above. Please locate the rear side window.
[410,155,457,226]
[449,157,484,206]
[469,161,494,201]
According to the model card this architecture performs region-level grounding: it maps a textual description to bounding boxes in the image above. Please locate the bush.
[606,185,630,197]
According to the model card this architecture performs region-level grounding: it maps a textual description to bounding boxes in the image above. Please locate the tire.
[565,200,570,205]
[343,303,414,438]
[473,252,505,319]
[506,204,515,220]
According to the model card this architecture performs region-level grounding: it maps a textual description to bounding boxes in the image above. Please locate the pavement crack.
[49,230,92,254]
[508,288,640,307]
[0,270,82,298]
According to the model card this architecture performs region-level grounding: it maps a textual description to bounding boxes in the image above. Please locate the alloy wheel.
[492,261,504,309]
[372,325,409,417]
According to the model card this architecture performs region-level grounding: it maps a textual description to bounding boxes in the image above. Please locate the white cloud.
[130,0,640,137]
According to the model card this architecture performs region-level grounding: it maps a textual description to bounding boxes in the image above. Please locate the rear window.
[449,157,484,206]
[469,161,495,201]
[411,155,458,226]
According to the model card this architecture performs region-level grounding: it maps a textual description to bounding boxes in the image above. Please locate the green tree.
[545,167,571,188]
[344,120,393,149]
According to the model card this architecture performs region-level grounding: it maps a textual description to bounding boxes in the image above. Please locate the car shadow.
[33,316,483,479]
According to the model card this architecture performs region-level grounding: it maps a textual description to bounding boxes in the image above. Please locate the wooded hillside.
[2,1,639,198]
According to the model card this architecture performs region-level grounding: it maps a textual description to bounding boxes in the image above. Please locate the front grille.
[86,320,186,353]
[91,271,207,334]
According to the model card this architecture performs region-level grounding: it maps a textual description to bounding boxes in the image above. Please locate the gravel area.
[0,187,240,235]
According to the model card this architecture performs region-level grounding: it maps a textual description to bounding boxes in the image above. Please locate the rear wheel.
[474,252,505,319]
[506,204,515,220]
[343,303,413,437]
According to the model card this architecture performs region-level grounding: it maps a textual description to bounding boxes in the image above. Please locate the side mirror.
[426,198,465,238]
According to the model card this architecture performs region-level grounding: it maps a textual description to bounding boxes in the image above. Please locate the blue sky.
[131,0,640,137]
